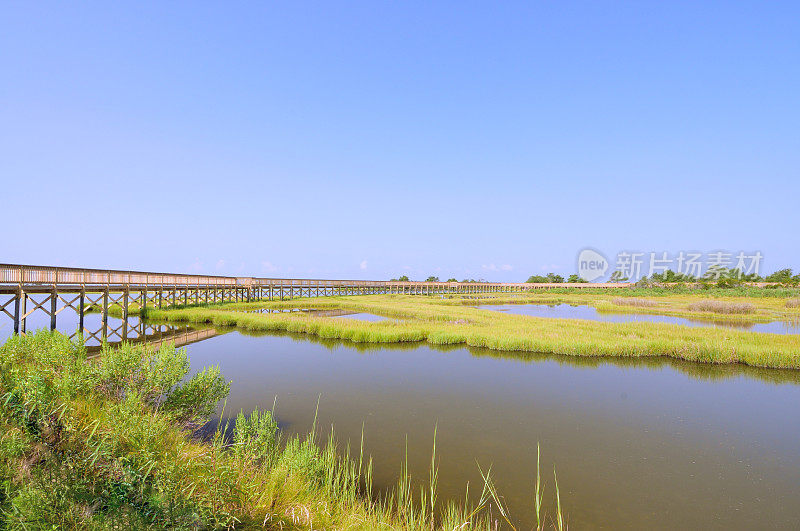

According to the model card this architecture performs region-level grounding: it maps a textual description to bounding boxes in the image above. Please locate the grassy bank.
[1,332,569,530]
[126,294,800,370]
[433,290,800,324]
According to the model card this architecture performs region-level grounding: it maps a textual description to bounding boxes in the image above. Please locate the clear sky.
[2,2,798,281]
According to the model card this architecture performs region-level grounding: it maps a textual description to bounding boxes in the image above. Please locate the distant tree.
[398,275,410,282]
[527,273,564,283]
[728,268,762,282]
[425,276,440,282]
[740,272,763,282]
[702,265,733,281]
[526,275,548,283]
[609,271,629,283]
[461,278,477,283]
[765,269,794,283]
[651,269,696,283]
[567,274,588,283]
[446,278,458,282]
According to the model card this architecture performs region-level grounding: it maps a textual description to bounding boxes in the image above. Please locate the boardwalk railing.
[0,263,628,338]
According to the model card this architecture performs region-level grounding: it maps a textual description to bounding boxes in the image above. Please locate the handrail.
[0,263,632,289]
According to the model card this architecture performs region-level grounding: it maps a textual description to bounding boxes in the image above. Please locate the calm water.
[4,315,800,529]
[477,303,800,334]
[181,329,800,530]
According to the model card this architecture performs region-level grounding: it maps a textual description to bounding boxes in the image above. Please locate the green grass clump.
[0,331,564,530]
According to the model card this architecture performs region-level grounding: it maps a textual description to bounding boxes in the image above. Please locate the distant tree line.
[616,267,800,288]
[522,268,800,287]
[648,267,800,287]
[525,273,587,283]
[394,268,800,287]
[389,275,487,283]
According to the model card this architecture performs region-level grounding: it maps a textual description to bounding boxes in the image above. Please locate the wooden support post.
[78,289,85,336]
[13,290,20,334]
[122,289,129,341]
[19,291,27,334]
[50,289,57,330]
[102,289,109,339]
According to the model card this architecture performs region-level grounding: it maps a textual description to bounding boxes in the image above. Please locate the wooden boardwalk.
[0,263,627,338]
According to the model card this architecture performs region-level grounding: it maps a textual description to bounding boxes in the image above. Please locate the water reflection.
[233,327,800,385]
[4,314,800,529]
[181,329,800,530]
[0,308,218,353]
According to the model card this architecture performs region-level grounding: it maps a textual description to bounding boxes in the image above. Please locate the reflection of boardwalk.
[86,324,218,354]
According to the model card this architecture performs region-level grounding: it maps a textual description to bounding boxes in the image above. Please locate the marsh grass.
[612,298,658,308]
[0,331,565,530]
[687,300,755,315]
[135,294,800,369]
[787,298,800,309]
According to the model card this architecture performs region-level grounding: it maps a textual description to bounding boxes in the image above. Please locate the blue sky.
[1,2,798,281]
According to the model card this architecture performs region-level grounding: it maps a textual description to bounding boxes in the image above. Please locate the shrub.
[161,365,230,426]
[232,407,280,465]
[92,342,189,404]
[765,269,794,283]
